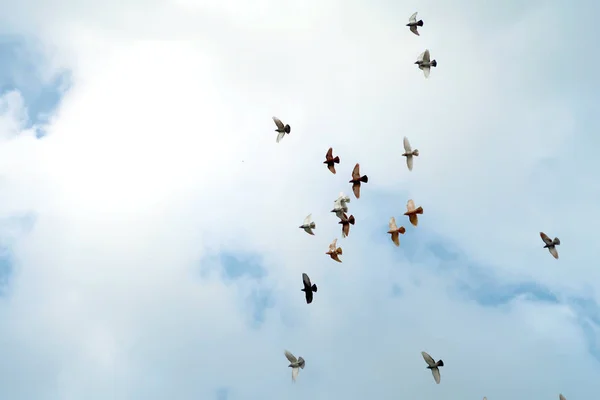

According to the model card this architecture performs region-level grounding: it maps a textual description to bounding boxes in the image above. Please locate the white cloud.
[0,0,598,399]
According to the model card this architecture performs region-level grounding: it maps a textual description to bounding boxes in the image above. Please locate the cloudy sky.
[0,0,598,399]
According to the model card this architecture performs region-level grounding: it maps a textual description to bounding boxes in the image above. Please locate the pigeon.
[387,217,406,247]
[324,147,340,174]
[407,12,423,36]
[299,214,316,235]
[331,192,351,218]
[273,116,291,143]
[284,350,305,383]
[415,49,437,78]
[326,238,343,263]
[559,394,566,400]
[339,212,356,238]
[404,199,423,227]
[349,163,368,199]
[540,232,560,259]
[421,351,444,384]
[301,272,317,304]
[402,136,419,171]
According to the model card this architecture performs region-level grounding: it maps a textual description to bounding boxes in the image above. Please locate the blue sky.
[0,0,599,399]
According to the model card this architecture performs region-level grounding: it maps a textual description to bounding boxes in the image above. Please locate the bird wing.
[305,289,313,304]
[391,231,399,246]
[422,66,431,78]
[409,214,419,227]
[285,350,297,363]
[292,367,299,382]
[352,163,361,180]
[409,12,417,22]
[549,246,559,259]
[406,155,414,171]
[417,51,425,62]
[410,25,420,36]
[423,49,431,63]
[276,131,285,143]
[403,136,412,153]
[389,217,398,231]
[407,199,416,212]
[332,252,342,262]
[329,239,338,252]
[540,232,553,245]
[328,164,336,174]
[303,214,312,225]
[273,116,284,130]
[304,227,314,235]
[352,182,361,199]
[326,147,333,160]
[342,223,349,238]
[421,351,436,367]
[431,367,441,384]
[298,357,305,369]
[302,273,311,287]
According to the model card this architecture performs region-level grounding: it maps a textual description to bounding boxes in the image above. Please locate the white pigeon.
[273,116,291,143]
[402,136,419,171]
[299,214,316,235]
[406,12,424,36]
[284,350,305,383]
[415,49,437,78]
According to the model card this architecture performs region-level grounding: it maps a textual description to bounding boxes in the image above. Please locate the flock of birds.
[272,11,564,399]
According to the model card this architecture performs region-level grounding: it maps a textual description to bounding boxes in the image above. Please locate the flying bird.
[299,214,316,235]
[559,394,566,400]
[407,12,423,36]
[273,116,291,143]
[349,163,368,199]
[301,272,317,304]
[387,217,406,247]
[326,238,343,263]
[284,350,305,383]
[421,351,444,384]
[540,232,560,259]
[324,147,340,174]
[331,192,351,218]
[339,213,355,238]
[404,199,423,227]
[415,49,437,78]
[402,136,419,171]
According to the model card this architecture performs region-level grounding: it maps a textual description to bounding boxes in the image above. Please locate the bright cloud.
[0,0,599,399]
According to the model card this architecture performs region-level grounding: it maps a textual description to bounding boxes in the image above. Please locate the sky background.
[0,0,598,399]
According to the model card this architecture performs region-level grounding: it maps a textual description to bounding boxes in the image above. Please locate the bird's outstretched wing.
[292,367,299,382]
[352,163,361,180]
[303,214,312,225]
[273,116,284,130]
[285,350,297,363]
[431,367,441,384]
[422,49,431,63]
[421,351,436,367]
[276,131,285,143]
[302,273,311,287]
[409,12,418,23]
[410,25,419,36]
[403,136,412,153]
[540,232,553,245]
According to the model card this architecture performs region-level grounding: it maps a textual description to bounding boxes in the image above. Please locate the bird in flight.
[326,238,343,263]
[349,163,368,199]
[404,199,424,227]
[387,217,406,246]
[421,351,444,384]
[407,12,424,36]
[299,214,316,235]
[540,232,560,259]
[301,273,317,304]
[272,116,291,143]
[339,212,356,238]
[284,350,305,383]
[402,136,419,171]
[415,49,437,78]
[324,147,340,174]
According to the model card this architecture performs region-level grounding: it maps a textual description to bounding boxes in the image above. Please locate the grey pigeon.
[284,350,305,382]
[273,116,291,143]
[421,351,444,384]
[407,12,424,36]
[301,272,317,304]
[299,214,316,235]
[415,49,437,78]
[540,231,560,259]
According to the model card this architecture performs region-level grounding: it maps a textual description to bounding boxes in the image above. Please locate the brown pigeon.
[339,213,355,238]
[349,163,368,199]
[540,232,560,259]
[326,238,343,263]
[324,147,340,174]
[404,199,423,227]
[387,217,406,246]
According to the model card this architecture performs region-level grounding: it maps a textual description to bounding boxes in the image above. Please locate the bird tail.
[436,360,444,367]
[284,124,291,133]
[360,175,369,183]
[431,60,437,67]
[348,215,355,225]
[417,20,424,27]
[311,283,317,292]
[553,237,560,245]
[415,206,423,214]
[398,226,406,234]
[333,156,340,164]
[310,222,316,229]
[412,149,419,156]
[336,247,342,255]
